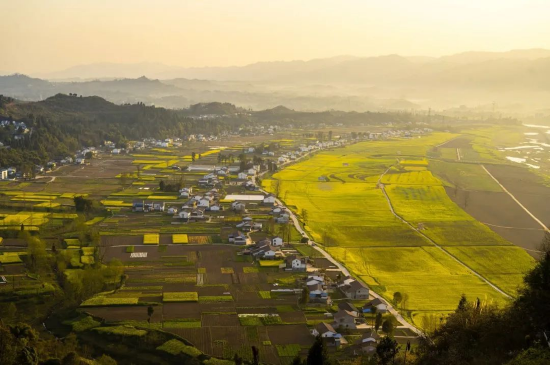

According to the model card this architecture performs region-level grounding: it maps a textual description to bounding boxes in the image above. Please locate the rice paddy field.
[262,132,537,329]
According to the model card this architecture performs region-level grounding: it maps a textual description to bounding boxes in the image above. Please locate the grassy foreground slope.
[263,133,535,328]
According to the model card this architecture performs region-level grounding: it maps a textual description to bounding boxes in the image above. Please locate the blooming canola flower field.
[263,133,535,328]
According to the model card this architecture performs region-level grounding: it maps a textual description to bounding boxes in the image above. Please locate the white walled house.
[311,322,338,338]
[198,198,211,208]
[263,195,276,205]
[272,237,283,246]
[285,255,307,271]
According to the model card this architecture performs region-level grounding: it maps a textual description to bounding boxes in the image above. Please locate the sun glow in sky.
[1,0,549,73]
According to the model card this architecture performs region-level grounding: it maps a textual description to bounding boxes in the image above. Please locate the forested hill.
[0,94,234,168]
[0,93,510,169]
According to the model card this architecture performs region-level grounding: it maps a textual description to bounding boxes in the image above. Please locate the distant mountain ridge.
[30,49,550,81]
[2,49,550,113]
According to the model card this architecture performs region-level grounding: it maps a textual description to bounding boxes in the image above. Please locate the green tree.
[506,347,550,365]
[61,352,80,365]
[457,293,468,311]
[26,236,49,273]
[307,335,332,365]
[97,354,117,365]
[147,305,154,324]
[392,292,403,307]
[382,319,394,335]
[375,312,383,332]
[0,325,17,365]
[300,286,310,305]
[376,336,400,365]
[251,346,260,365]
[74,196,93,212]
[233,354,243,365]
[301,208,309,224]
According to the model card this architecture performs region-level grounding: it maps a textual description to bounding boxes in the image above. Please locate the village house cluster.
[305,272,392,353]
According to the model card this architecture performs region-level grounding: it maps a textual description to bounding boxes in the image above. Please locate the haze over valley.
[1,1,549,365]
[3,48,550,115]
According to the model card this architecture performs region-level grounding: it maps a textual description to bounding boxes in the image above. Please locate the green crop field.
[328,246,509,310]
[429,160,503,192]
[81,296,140,307]
[157,339,202,357]
[93,325,147,337]
[444,246,535,295]
[163,292,199,302]
[263,133,536,324]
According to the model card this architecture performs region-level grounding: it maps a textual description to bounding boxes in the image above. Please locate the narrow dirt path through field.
[377,167,513,299]
[481,165,549,233]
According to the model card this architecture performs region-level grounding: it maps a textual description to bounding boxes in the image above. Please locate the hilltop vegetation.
[0,92,458,169]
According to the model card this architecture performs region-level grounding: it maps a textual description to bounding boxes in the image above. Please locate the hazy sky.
[2,0,550,74]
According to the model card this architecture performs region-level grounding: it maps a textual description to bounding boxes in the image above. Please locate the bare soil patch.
[202,313,240,327]
[438,136,472,149]
[267,324,314,346]
[279,311,307,324]
[446,187,545,254]
[165,327,212,354]
[485,165,550,226]
[162,302,202,319]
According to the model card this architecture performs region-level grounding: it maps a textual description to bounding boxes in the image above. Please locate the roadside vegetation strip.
[482,165,550,232]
